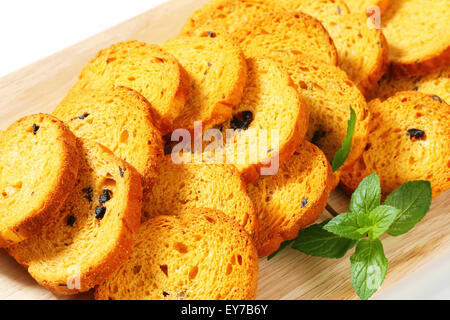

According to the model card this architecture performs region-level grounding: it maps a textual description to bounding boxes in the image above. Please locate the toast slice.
[340,91,450,199]
[142,156,258,239]
[70,41,190,134]
[0,114,79,247]
[53,86,163,196]
[236,11,338,65]
[95,208,259,300]
[181,0,277,36]
[248,141,335,257]
[369,66,450,104]
[206,57,308,184]
[162,32,247,132]
[261,52,369,172]
[8,139,142,294]
[382,0,450,77]
[344,0,390,14]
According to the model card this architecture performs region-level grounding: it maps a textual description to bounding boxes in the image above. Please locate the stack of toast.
[0,0,449,300]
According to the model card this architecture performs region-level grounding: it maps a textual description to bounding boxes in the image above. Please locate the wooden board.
[0,0,448,300]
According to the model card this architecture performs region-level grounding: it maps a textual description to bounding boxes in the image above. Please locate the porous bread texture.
[0,114,79,247]
[162,32,247,132]
[258,52,369,172]
[142,156,258,239]
[70,41,190,134]
[344,0,390,14]
[8,139,142,295]
[235,11,338,66]
[382,0,450,77]
[369,66,450,104]
[95,208,259,300]
[340,91,450,199]
[181,0,277,36]
[53,86,163,194]
[324,12,389,96]
[205,57,308,184]
[248,141,335,257]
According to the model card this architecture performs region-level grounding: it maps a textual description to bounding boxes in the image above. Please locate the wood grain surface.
[0,0,448,300]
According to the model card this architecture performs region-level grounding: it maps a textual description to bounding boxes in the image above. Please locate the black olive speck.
[99,189,112,204]
[119,166,125,178]
[407,128,425,140]
[207,31,216,38]
[32,124,40,135]
[67,215,76,227]
[95,206,107,220]
[78,113,90,120]
[301,197,308,208]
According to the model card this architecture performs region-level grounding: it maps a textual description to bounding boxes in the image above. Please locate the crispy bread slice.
[340,91,450,199]
[71,41,190,134]
[248,141,335,257]
[382,0,450,77]
[142,156,258,239]
[162,32,247,132]
[0,114,79,247]
[181,0,277,36]
[53,86,163,195]
[205,57,308,184]
[260,52,369,172]
[369,66,450,104]
[95,208,259,300]
[8,140,142,294]
[236,11,338,65]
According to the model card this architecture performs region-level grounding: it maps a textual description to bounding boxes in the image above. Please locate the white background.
[0,0,449,300]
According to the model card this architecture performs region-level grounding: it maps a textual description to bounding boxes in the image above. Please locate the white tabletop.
[0,0,448,300]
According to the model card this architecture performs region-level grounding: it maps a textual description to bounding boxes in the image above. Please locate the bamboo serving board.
[0,0,448,300]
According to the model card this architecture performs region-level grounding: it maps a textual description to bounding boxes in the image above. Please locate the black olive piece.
[407,128,425,139]
[67,215,76,227]
[119,166,125,178]
[83,187,93,202]
[32,124,40,135]
[95,206,107,220]
[99,189,112,204]
[301,197,308,208]
[207,31,216,38]
[431,95,443,103]
[78,113,90,120]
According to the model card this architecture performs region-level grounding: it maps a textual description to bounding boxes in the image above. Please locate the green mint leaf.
[350,239,388,300]
[331,107,357,172]
[366,205,400,240]
[385,181,432,236]
[349,173,381,215]
[267,240,294,260]
[324,212,370,240]
[292,220,356,258]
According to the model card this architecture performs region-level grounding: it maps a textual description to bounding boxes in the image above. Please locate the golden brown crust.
[0,114,79,247]
[8,140,142,295]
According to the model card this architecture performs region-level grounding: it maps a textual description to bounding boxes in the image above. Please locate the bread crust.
[0,114,79,247]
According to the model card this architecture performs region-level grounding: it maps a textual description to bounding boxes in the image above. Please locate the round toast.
[71,41,191,134]
[261,52,369,172]
[207,57,308,184]
[369,65,450,104]
[53,86,163,194]
[8,139,142,294]
[0,114,79,247]
[381,0,450,77]
[95,208,259,300]
[142,156,258,239]
[340,91,450,199]
[181,0,277,36]
[235,11,338,65]
[162,33,247,132]
[248,141,335,257]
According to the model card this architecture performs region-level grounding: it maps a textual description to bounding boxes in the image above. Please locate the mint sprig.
[268,173,432,300]
[331,107,356,172]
